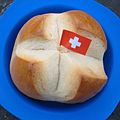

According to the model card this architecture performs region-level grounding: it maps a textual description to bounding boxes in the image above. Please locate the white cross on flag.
[69,36,81,48]
[60,30,92,55]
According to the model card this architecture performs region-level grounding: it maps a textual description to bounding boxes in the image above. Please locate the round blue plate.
[0,0,120,119]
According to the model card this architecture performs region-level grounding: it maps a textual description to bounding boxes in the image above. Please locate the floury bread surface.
[10,10,107,103]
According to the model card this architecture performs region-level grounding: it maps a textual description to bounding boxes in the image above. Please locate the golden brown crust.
[10,55,41,99]
[68,75,106,103]
[17,14,49,43]
[66,10,107,48]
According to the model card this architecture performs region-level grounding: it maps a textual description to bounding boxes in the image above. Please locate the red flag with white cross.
[60,30,92,55]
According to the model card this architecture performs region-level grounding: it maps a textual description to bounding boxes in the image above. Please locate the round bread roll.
[10,10,107,103]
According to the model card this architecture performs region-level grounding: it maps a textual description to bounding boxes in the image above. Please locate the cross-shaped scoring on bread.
[10,10,107,103]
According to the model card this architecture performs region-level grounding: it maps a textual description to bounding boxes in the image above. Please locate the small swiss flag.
[60,30,92,55]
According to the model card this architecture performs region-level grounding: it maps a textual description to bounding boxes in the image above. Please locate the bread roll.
[10,10,107,103]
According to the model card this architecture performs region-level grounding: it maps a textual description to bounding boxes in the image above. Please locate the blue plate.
[0,0,120,119]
